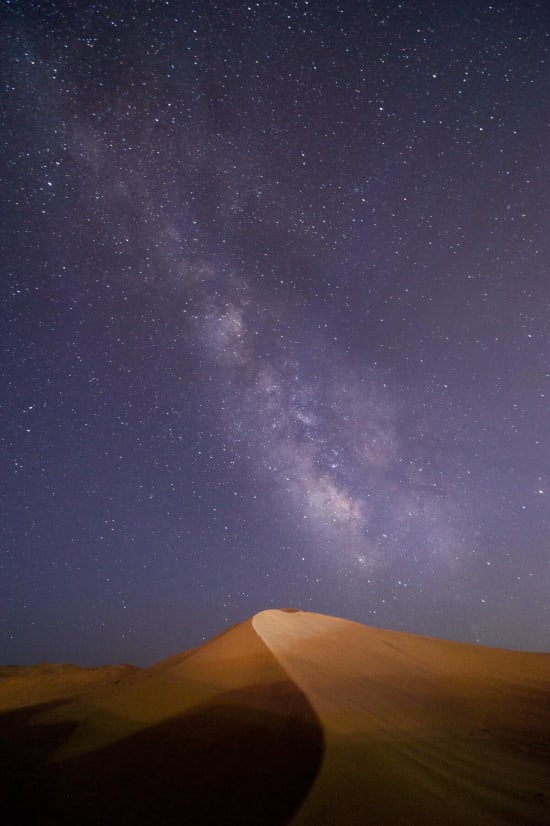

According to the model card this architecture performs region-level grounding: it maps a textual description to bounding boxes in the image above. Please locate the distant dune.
[1,610,549,824]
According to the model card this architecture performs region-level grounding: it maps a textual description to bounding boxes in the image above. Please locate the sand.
[1,616,322,825]
[254,610,550,825]
[1,609,549,824]
[0,663,138,712]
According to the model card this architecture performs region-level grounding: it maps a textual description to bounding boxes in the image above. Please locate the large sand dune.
[1,609,549,824]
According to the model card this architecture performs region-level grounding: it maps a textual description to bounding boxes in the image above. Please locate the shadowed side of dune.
[0,701,79,825]
[1,678,324,826]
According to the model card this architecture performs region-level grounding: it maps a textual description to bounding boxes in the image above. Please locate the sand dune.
[1,609,549,824]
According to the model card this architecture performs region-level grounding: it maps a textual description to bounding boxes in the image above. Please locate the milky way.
[2,0,549,664]
[190,264,467,577]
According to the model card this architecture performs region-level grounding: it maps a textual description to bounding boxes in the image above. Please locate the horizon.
[3,607,549,670]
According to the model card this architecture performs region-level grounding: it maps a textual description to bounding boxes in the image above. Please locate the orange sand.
[1,609,549,824]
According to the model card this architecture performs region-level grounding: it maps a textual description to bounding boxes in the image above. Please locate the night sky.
[2,0,549,666]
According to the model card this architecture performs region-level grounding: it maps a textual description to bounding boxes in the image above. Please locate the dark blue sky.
[2,0,549,665]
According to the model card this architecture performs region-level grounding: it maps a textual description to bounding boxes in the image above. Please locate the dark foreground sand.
[1,609,549,824]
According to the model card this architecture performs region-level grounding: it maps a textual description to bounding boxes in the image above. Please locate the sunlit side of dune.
[254,610,550,825]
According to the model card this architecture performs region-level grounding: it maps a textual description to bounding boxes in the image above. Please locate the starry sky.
[2,0,549,666]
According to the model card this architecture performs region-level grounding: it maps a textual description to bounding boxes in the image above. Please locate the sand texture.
[1,609,549,824]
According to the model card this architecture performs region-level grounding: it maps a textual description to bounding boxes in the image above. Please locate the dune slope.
[254,610,550,825]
